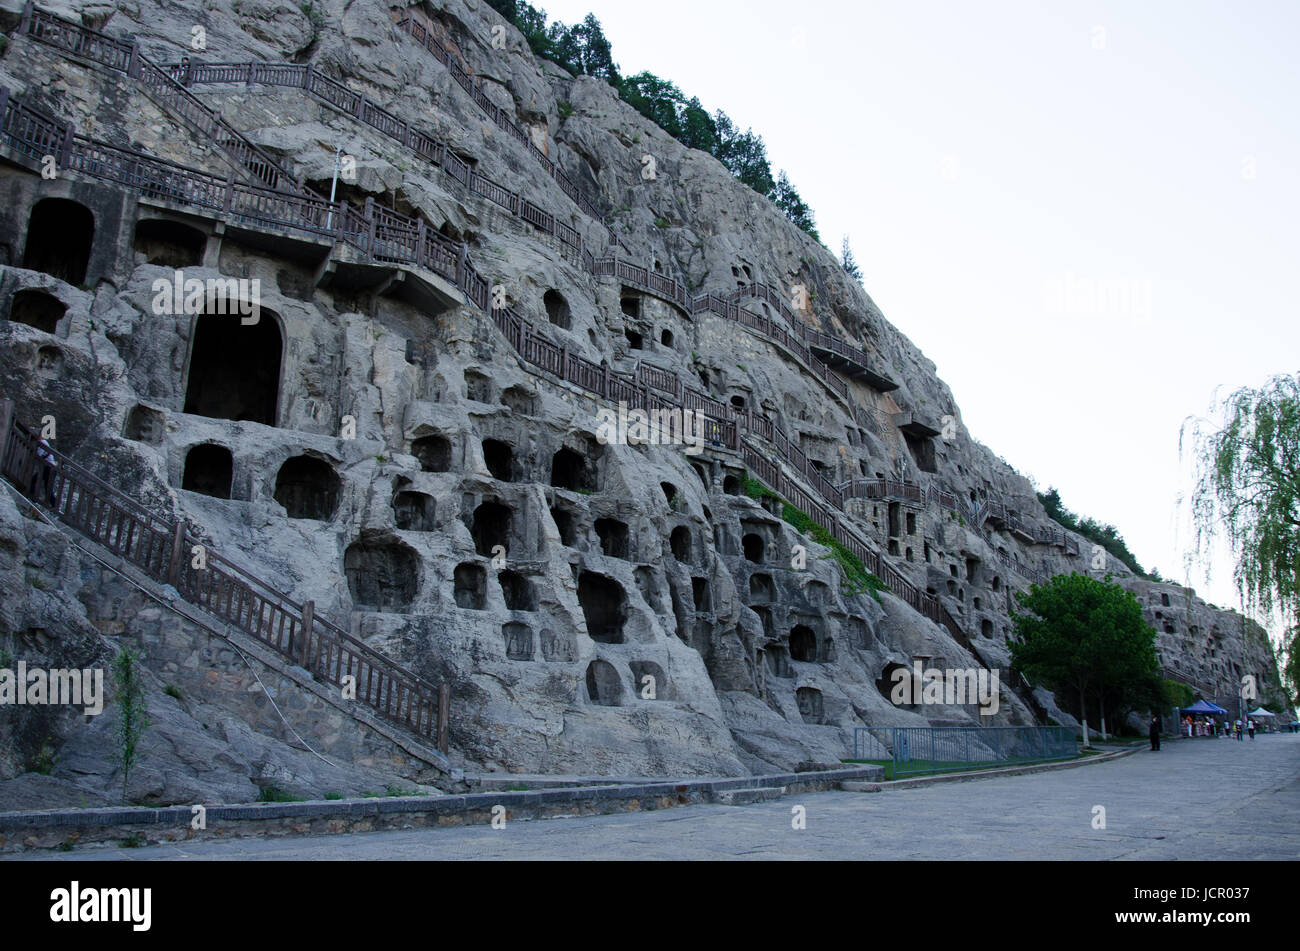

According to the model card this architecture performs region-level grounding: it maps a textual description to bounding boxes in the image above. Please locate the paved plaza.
[11,734,1298,861]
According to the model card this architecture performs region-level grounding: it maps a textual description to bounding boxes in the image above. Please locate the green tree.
[547,13,619,83]
[678,96,718,154]
[1010,573,1159,747]
[486,0,551,57]
[112,646,149,804]
[841,235,862,281]
[1285,628,1300,707]
[619,72,684,139]
[1182,373,1300,630]
[713,111,776,196]
[771,171,819,240]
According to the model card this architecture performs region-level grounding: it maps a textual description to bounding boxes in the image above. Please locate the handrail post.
[168,520,187,588]
[298,600,315,668]
[19,0,32,35]
[437,682,450,752]
[363,196,376,256]
[0,399,14,472]
[126,41,141,79]
[59,123,74,166]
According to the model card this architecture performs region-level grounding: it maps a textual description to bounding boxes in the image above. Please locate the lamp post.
[325,147,342,231]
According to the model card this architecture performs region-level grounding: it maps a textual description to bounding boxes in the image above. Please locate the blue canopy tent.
[1182,700,1228,715]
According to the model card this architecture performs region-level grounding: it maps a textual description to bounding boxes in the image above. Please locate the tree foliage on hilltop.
[485,0,821,240]
[1037,487,1156,580]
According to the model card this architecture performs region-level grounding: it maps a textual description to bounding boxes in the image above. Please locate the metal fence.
[853,726,1078,777]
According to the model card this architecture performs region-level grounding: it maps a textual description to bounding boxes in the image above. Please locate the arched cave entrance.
[413,435,452,473]
[394,491,436,532]
[453,563,487,610]
[471,501,512,558]
[499,570,536,612]
[586,659,623,706]
[578,572,626,644]
[274,456,340,521]
[550,506,577,547]
[796,686,825,724]
[544,289,571,330]
[551,446,596,492]
[629,660,669,700]
[22,198,94,285]
[595,518,630,559]
[790,625,818,663]
[670,526,692,563]
[182,444,233,499]
[344,539,419,612]
[482,438,514,482]
[184,311,282,427]
[742,533,765,564]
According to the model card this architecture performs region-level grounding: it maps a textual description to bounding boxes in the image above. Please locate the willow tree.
[1182,375,1300,619]
[1182,374,1300,704]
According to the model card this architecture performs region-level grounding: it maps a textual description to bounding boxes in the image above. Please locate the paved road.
[11,735,1299,860]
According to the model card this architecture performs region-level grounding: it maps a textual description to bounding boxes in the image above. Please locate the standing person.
[31,437,58,508]
[1248,719,1256,740]
[1149,715,1161,752]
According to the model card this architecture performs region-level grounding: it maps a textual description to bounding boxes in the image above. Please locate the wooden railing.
[21,3,305,196]
[154,57,587,259]
[392,13,607,226]
[0,401,450,753]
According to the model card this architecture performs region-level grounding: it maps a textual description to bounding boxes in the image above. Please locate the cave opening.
[8,289,66,333]
[23,198,94,285]
[183,311,282,427]
[182,444,233,499]
[344,539,419,612]
[471,501,512,558]
[133,218,206,268]
[585,659,623,706]
[578,572,626,644]
[394,491,437,532]
[274,456,340,521]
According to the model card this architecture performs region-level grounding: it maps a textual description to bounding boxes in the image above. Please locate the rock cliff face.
[0,0,1285,802]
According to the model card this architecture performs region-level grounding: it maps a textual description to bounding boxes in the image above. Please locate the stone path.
[11,735,1299,861]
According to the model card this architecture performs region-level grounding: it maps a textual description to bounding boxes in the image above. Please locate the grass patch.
[557,101,574,118]
[742,477,885,601]
[257,785,306,803]
[163,684,182,700]
[120,833,146,849]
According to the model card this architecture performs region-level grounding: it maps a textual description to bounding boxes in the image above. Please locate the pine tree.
[841,236,862,281]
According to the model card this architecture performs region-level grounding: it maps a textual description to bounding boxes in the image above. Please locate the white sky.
[536,0,1300,643]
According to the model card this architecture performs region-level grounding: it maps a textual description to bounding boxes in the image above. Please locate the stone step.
[713,786,787,806]
[840,781,883,793]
